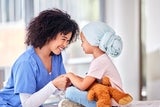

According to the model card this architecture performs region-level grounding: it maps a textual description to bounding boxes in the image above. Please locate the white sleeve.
[20,81,58,107]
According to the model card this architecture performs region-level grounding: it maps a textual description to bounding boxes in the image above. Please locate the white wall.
[145,0,160,100]
[105,0,140,100]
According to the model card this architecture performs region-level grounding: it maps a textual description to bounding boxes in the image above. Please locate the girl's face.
[49,32,72,55]
[80,32,93,54]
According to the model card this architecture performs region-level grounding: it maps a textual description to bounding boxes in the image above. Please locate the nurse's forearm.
[20,81,58,107]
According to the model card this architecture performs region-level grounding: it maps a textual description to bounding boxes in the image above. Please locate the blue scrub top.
[0,46,66,107]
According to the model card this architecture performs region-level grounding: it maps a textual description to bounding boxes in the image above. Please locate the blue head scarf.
[81,21,123,57]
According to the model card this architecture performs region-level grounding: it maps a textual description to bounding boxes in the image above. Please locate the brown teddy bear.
[87,76,133,107]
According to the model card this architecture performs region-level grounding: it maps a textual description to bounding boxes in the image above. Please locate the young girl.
[58,21,132,107]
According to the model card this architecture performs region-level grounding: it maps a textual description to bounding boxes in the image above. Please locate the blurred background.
[0,0,160,102]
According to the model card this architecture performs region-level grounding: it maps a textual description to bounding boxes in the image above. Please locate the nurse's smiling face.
[49,32,72,55]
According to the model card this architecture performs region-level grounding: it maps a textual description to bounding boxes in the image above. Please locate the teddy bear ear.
[101,76,111,86]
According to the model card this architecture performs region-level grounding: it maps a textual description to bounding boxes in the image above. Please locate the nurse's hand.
[52,75,70,91]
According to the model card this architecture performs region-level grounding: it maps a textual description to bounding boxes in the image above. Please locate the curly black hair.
[25,8,79,48]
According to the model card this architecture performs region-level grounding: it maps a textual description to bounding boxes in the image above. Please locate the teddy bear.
[87,76,133,107]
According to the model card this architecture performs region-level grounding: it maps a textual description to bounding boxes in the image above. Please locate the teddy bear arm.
[87,89,96,101]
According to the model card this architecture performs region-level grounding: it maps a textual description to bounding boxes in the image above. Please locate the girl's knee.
[65,86,77,98]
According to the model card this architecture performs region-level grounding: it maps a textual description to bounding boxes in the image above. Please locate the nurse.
[0,8,79,107]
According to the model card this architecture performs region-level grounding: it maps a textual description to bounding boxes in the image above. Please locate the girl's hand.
[63,73,72,87]
[52,75,70,90]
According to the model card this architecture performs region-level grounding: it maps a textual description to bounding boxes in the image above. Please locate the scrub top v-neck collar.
[32,49,54,76]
